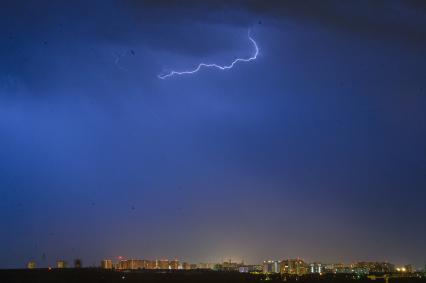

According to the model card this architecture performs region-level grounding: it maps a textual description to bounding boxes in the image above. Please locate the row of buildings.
[27,259,83,269]
[101,259,260,272]
[99,258,418,275]
[262,259,415,275]
[101,259,195,270]
[27,258,421,275]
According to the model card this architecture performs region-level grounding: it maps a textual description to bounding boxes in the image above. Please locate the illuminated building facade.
[56,260,67,269]
[182,262,191,270]
[323,263,350,274]
[169,259,179,270]
[146,260,156,269]
[239,265,263,273]
[101,259,113,269]
[404,264,413,273]
[215,260,244,271]
[310,262,323,274]
[118,259,157,270]
[353,262,395,274]
[27,261,36,269]
[280,259,309,275]
[156,259,170,269]
[263,260,280,273]
[197,263,215,269]
[115,259,181,270]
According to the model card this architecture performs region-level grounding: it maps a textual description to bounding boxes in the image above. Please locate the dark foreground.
[0,269,425,283]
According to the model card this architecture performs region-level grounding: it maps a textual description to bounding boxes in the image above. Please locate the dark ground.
[0,269,425,283]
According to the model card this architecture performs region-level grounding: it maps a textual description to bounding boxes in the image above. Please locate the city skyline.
[22,255,423,271]
[1,0,426,270]
[23,256,423,275]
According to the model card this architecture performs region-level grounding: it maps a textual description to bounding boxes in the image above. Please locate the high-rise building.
[353,262,395,274]
[323,263,349,274]
[263,260,280,274]
[252,265,264,272]
[156,259,169,269]
[310,262,324,274]
[56,260,67,269]
[146,260,156,269]
[198,263,215,269]
[118,260,127,270]
[27,261,36,269]
[219,260,243,271]
[280,259,309,276]
[118,259,154,270]
[169,260,179,270]
[182,262,191,270]
[101,259,113,269]
[74,259,82,268]
[404,265,413,273]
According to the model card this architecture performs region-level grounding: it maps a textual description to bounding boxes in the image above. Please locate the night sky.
[1,0,426,269]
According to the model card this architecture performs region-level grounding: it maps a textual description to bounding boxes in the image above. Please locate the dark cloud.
[1,0,425,97]
[1,0,425,68]
[131,0,426,46]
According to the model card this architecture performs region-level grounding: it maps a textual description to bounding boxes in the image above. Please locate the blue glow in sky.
[0,0,426,269]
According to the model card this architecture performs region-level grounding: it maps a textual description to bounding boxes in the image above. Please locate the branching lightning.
[158,31,259,79]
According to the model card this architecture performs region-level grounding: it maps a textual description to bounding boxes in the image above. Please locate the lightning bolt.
[158,31,259,79]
